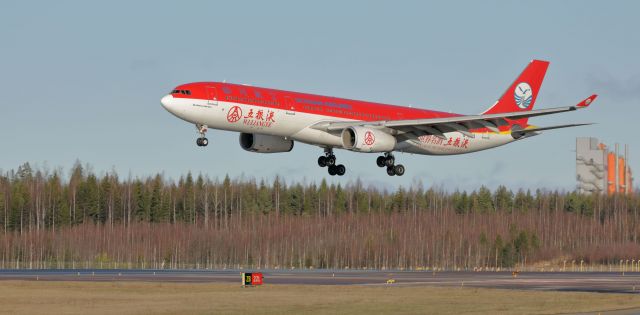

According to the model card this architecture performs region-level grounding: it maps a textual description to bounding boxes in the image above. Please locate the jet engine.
[341,126,396,152]
[239,133,294,153]
[510,124,526,139]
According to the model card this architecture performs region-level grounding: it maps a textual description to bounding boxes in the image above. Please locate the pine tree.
[334,184,347,214]
[494,185,513,212]
[257,179,272,214]
[475,186,494,213]
[79,174,101,223]
[149,175,163,222]
[133,180,149,221]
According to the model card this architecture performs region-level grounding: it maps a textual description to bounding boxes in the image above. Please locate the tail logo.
[514,82,533,109]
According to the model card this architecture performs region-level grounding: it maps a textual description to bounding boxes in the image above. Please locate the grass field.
[0,281,639,314]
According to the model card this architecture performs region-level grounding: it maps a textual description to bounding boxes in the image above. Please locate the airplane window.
[172,90,179,94]
[185,90,191,95]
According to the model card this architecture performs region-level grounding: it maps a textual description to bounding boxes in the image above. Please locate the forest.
[1,162,639,271]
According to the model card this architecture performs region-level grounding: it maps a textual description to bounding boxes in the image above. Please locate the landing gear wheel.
[326,156,336,167]
[195,124,209,147]
[384,155,395,167]
[196,137,208,147]
[318,156,327,167]
[336,164,346,176]
[319,149,344,175]
[393,164,405,176]
[382,153,403,176]
[386,166,396,176]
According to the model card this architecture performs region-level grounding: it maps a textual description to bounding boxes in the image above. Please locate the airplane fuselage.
[161,82,517,156]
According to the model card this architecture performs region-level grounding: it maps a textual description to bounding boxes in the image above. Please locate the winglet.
[576,94,598,108]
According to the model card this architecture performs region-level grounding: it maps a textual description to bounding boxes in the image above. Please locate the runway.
[1,269,640,293]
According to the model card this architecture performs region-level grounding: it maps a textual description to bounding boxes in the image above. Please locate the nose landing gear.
[196,124,208,147]
[377,153,405,176]
[318,149,346,176]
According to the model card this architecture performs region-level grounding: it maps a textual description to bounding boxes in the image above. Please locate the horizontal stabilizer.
[513,123,594,135]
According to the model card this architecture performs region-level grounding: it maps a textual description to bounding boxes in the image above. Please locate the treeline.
[1,162,639,270]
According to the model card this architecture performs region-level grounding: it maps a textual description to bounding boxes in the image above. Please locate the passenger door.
[206,86,218,105]
[284,96,295,116]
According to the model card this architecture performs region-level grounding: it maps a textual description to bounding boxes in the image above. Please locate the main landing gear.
[196,124,208,147]
[376,153,405,176]
[317,149,346,176]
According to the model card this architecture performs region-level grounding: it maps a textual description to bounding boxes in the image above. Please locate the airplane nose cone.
[160,94,173,109]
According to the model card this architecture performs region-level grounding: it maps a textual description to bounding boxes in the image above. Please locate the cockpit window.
[171,89,191,95]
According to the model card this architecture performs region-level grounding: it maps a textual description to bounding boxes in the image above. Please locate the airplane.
[161,60,596,177]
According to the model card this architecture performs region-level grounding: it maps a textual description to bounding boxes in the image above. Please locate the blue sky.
[0,0,638,191]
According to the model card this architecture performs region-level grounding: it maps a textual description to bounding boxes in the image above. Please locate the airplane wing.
[311,94,597,140]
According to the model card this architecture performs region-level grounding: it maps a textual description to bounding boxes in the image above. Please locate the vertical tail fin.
[482,60,550,124]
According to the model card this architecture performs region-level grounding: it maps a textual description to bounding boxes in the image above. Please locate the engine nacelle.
[341,126,396,152]
[239,133,294,153]
[510,124,526,140]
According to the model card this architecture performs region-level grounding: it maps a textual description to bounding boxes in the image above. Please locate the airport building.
[576,137,633,194]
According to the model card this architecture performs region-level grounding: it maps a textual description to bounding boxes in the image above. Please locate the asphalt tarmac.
[1,269,640,294]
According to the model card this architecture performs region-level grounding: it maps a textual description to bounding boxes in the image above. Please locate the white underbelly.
[399,132,515,155]
[173,98,515,154]
[177,99,347,147]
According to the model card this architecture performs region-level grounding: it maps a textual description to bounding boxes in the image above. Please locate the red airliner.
[161,60,595,176]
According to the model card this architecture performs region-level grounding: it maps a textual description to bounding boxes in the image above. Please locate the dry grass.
[0,281,639,315]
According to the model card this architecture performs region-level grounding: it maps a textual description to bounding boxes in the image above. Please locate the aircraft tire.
[318,156,327,167]
[394,164,405,176]
[336,164,346,176]
[326,156,336,167]
[386,166,395,176]
[385,155,395,167]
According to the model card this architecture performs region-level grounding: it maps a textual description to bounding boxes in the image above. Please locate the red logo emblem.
[227,106,242,123]
[364,131,375,145]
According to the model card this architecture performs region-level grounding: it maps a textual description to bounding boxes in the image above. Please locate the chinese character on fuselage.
[266,111,275,122]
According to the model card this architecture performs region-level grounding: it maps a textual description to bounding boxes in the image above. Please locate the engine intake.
[239,133,294,153]
[341,126,396,152]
